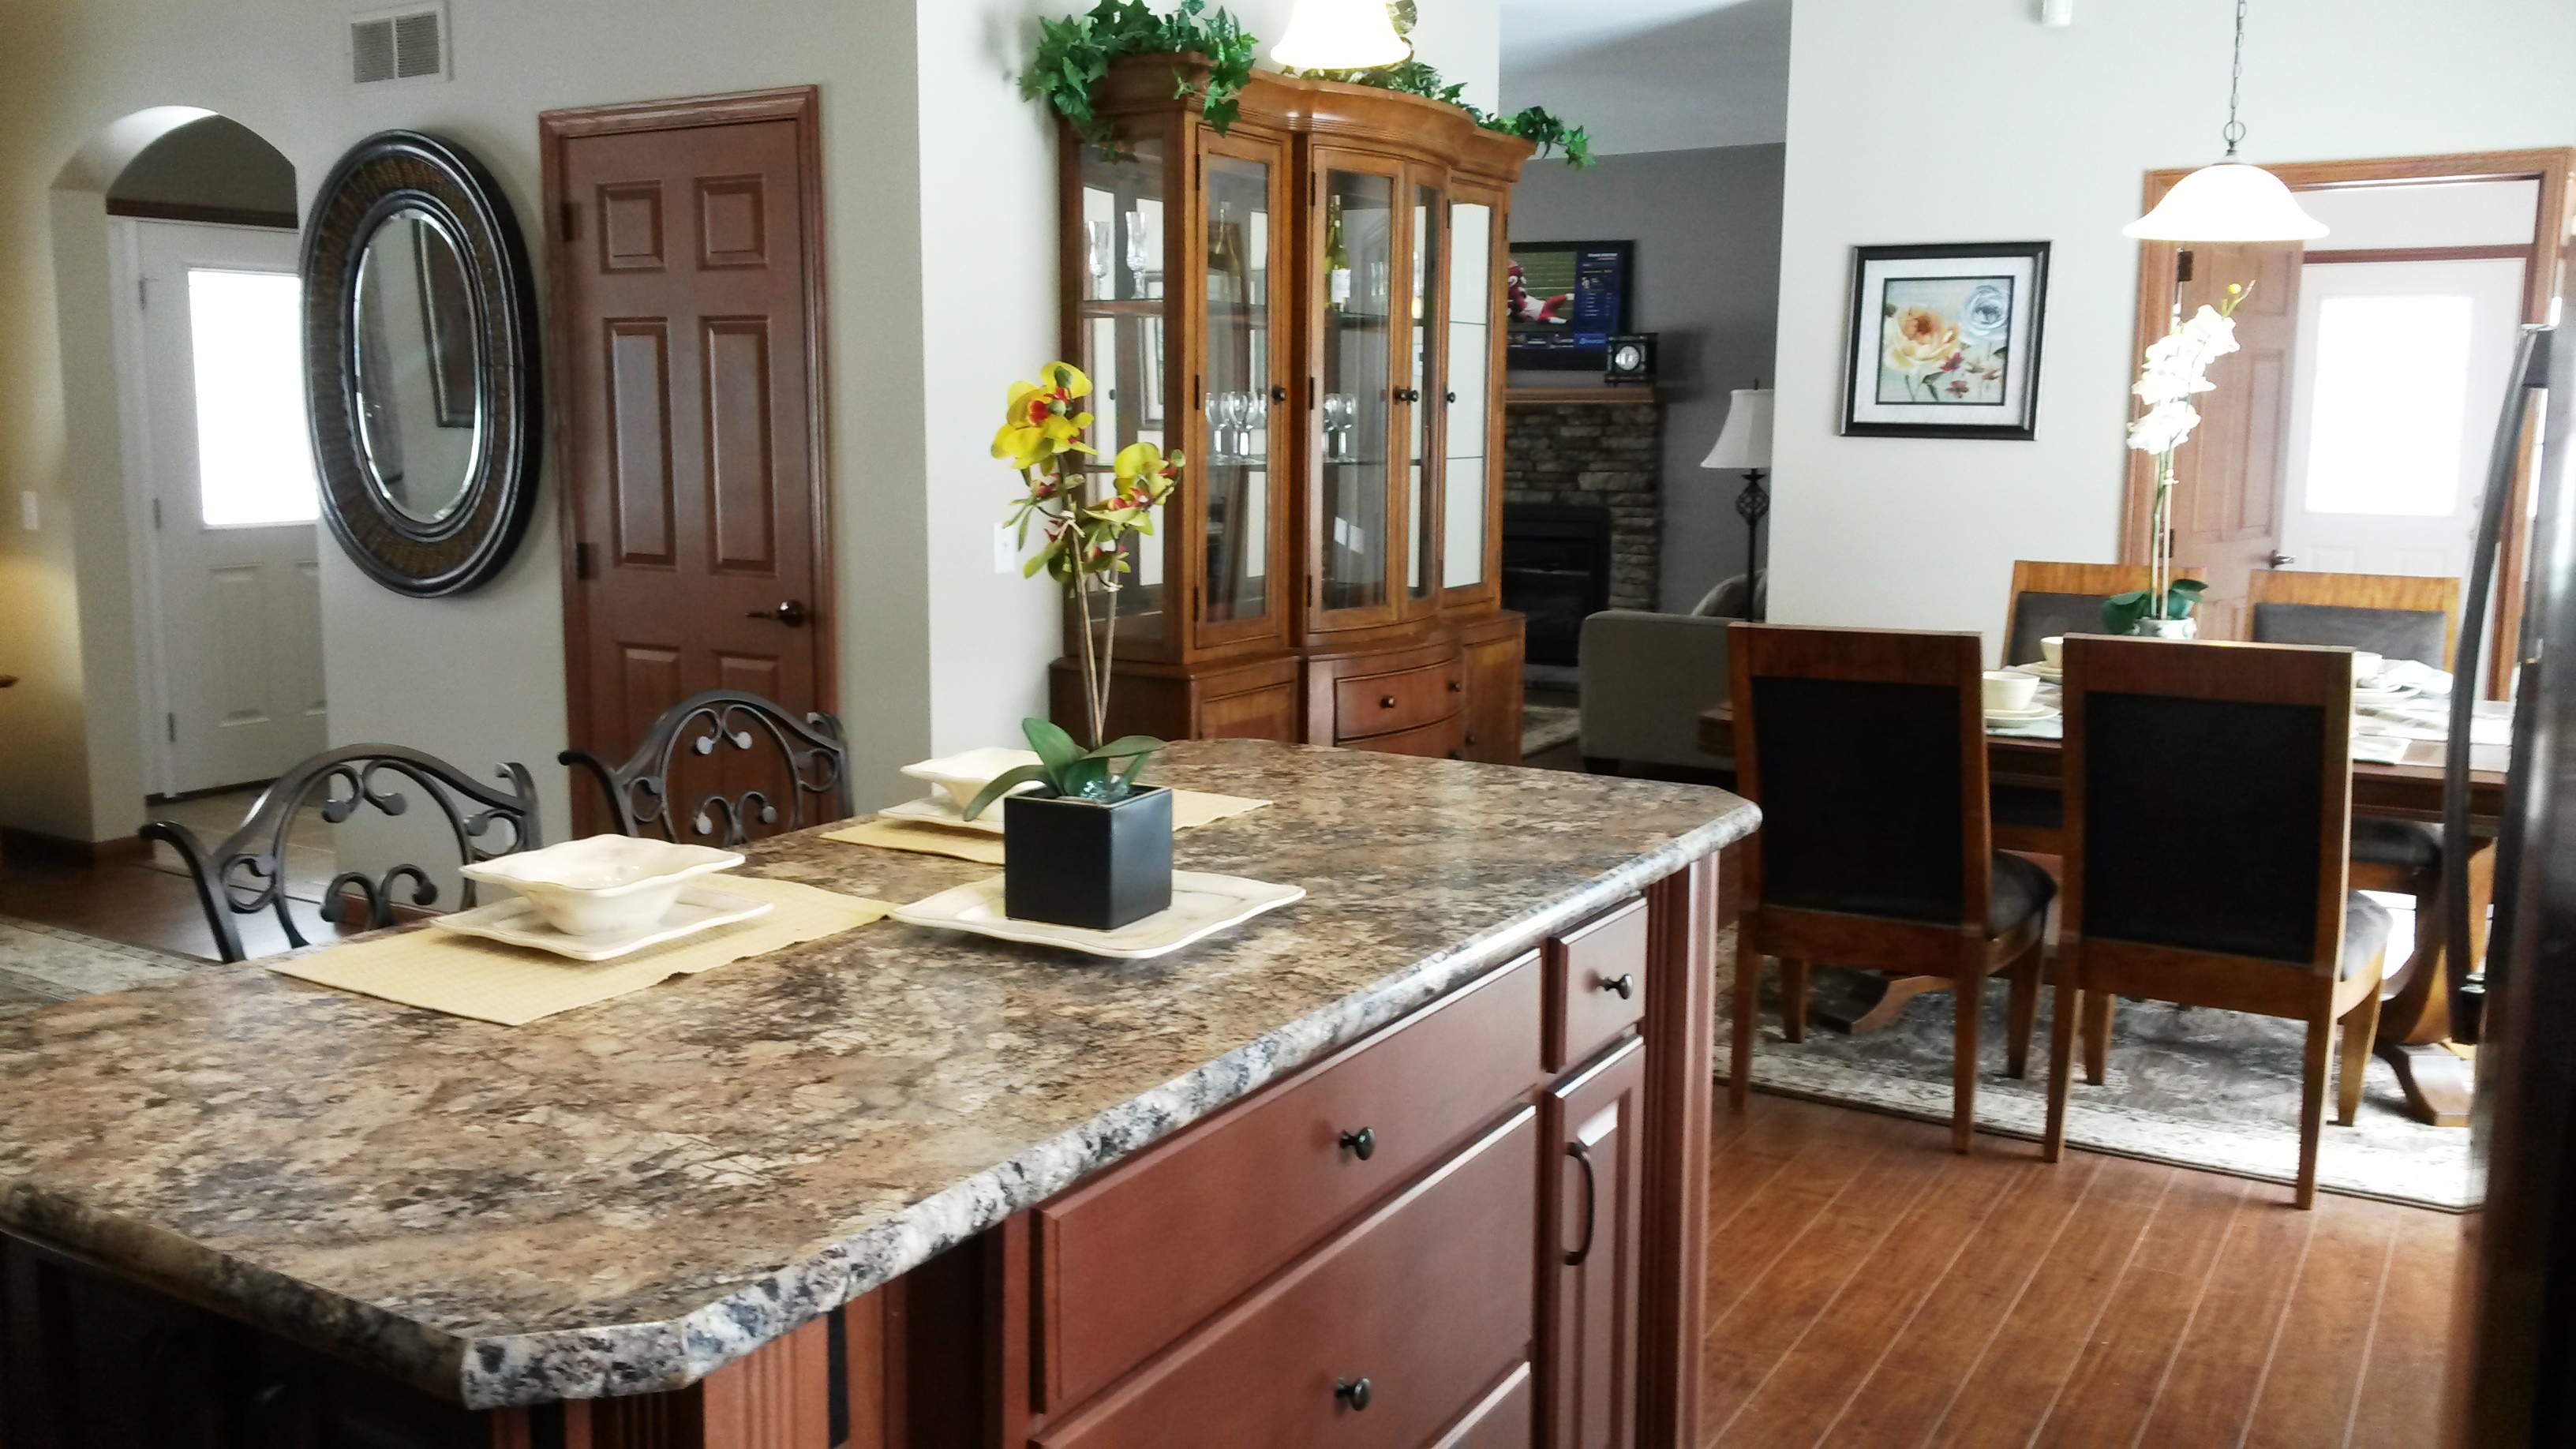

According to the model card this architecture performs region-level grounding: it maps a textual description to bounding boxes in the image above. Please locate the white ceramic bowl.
[900,747,1046,811]
[2351,650,2385,685]
[2040,635,2066,667]
[1983,670,2040,713]
[460,835,744,938]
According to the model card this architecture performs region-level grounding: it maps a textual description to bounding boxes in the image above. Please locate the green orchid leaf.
[2101,590,2151,635]
[962,764,1053,821]
[1115,750,1154,793]
[1021,717,1083,777]
[1061,757,1110,799]
[1080,734,1166,761]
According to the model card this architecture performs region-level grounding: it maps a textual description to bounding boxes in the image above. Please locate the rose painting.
[1874,276,2013,406]
[1844,242,2048,440]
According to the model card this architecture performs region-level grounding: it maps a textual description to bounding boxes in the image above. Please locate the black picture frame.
[1840,241,2050,440]
[1507,239,1633,371]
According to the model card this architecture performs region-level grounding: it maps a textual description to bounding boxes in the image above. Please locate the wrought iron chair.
[141,746,541,964]
[561,690,854,848]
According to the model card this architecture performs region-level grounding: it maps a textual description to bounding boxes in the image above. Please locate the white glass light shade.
[1271,0,1411,70]
[1701,389,1774,471]
[2125,162,2330,242]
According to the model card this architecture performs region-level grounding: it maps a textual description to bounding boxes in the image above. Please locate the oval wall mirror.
[303,131,540,597]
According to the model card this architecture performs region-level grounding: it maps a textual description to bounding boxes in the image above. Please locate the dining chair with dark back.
[141,745,541,964]
[2247,568,2462,1012]
[1728,624,2055,1152]
[2045,636,2391,1208]
[563,689,854,848]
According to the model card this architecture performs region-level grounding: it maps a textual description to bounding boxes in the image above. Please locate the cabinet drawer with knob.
[1544,897,1649,1073]
[1335,659,1466,740]
[1035,1108,1540,1449]
[1032,953,1542,1411]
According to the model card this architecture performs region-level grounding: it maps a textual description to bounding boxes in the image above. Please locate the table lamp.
[1702,388,1774,605]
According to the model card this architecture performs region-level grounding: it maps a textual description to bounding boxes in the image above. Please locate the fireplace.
[1503,504,1613,668]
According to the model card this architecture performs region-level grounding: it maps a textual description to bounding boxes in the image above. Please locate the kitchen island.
[0,739,1754,1447]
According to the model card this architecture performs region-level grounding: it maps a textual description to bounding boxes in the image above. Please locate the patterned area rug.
[0,917,200,1018]
[1522,705,1582,758]
[1717,934,2475,1211]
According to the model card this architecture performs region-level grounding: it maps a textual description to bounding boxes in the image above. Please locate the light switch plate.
[994,522,1017,575]
[18,491,36,531]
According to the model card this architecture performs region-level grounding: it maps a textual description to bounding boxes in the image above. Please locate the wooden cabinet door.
[1460,624,1523,764]
[545,91,832,833]
[1543,1037,1647,1449]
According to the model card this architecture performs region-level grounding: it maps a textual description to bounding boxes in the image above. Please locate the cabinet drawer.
[1435,1363,1535,1449]
[1546,898,1649,1073]
[1336,659,1465,739]
[1343,714,1463,758]
[1037,1110,1541,1449]
[1036,954,1543,1410]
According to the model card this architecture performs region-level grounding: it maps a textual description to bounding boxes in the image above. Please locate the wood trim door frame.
[540,84,837,771]
[2123,148,2574,698]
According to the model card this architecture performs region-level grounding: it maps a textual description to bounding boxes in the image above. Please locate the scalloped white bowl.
[900,747,1045,811]
[460,835,744,938]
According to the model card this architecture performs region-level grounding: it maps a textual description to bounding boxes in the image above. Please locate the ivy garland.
[1024,0,1593,167]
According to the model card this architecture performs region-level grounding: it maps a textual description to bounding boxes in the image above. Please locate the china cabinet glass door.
[1442,195,1499,597]
[1073,129,1170,653]
[1196,140,1285,645]
[1315,158,1400,625]
[1403,179,1442,612]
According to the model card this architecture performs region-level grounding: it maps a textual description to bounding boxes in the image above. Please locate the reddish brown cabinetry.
[1544,1038,1649,1449]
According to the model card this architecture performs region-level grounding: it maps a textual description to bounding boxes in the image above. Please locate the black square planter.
[1002,786,1174,930]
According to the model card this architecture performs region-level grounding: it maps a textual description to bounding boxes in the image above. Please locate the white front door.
[129,219,327,794]
[2277,255,2528,582]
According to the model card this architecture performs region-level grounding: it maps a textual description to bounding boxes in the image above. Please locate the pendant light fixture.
[2125,0,2327,242]
[1271,0,1411,72]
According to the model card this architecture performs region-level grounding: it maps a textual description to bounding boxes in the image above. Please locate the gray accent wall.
[1509,143,1784,612]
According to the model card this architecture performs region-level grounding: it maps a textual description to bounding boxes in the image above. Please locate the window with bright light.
[188,268,319,526]
[2302,293,2474,517]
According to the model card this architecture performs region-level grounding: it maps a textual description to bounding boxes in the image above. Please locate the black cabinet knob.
[1271,384,1289,403]
[1336,1376,1373,1411]
[1444,390,1457,403]
[1599,972,1636,1000]
[1380,695,1398,709]
[1447,679,1462,692]
[1339,1126,1376,1160]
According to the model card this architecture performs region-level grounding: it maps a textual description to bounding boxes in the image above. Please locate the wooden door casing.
[2168,242,2301,642]
[1542,1036,1646,1449]
[545,88,833,836]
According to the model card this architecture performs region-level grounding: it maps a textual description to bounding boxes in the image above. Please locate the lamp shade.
[2125,162,2329,242]
[1702,389,1774,471]
[1271,0,1411,70]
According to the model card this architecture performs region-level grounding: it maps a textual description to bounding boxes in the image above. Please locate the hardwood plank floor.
[1705,1095,2462,1449]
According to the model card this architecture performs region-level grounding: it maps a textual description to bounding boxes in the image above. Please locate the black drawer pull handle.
[1339,1126,1376,1160]
[1380,695,1398,709]
[1599,972,1636,1001]
[1565,1141,1598,1267]
[1336,1376,1373,1411]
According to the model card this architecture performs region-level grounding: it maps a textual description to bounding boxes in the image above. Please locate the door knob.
[747,601,809,627]
[2267,552,2296,568]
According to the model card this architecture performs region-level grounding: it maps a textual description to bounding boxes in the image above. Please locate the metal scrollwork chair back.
[140,745,541,964]
[561,690,854,848]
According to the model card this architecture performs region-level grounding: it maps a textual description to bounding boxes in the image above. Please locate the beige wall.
[1767,0,2576,661]
[0,0,1503,844]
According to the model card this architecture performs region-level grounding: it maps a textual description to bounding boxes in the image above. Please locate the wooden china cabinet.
[1051,60,1531,763]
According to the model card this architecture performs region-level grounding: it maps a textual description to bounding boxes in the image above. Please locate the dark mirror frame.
[302,130,541,597]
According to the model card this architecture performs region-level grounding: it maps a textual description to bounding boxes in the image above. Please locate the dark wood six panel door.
[545,88,833,833]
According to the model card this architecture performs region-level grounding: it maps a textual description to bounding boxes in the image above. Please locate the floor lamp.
[1702,388,1773,617]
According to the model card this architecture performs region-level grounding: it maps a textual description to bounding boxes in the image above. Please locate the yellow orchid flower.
[992,364,1098,470]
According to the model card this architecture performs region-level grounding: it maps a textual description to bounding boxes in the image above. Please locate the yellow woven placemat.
[830,791,1271,862]
[266,874,891,1026]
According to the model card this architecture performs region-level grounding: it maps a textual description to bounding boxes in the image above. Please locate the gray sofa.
[1576,573,1762,777]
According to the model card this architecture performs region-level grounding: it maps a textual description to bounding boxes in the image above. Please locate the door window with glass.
[1076,133,1171,649]
[1443,200,1495,593]
[1319,165,1395,618]
[1201,149,1274,631]
[1406,182,1441,605]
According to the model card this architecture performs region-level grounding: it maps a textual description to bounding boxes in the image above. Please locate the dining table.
[1698,684,2511,1129]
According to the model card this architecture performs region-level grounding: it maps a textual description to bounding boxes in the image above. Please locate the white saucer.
[890,871,1305,960]
[2016,661,2064,681]
[2353,685,2417,709]
[880,795,1005,835]
[429,883,772,961]
[1983,704,2059,723]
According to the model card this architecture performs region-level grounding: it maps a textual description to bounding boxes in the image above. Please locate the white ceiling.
[1497,0,1791,156]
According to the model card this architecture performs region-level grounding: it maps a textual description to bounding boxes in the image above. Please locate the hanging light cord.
[2222,0,2248,157]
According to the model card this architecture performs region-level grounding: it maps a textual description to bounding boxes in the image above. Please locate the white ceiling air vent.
[350,3,447,86]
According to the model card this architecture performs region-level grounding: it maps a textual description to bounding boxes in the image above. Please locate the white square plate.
[889,872,1305,960]
[880,795,1005,835]
[899,747,1045,810]
[428,883,773,961]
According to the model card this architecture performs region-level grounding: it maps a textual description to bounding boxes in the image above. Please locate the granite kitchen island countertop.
[0,739,1756,1408]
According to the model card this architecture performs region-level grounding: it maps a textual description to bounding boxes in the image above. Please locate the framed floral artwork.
[1841,242,2050,440]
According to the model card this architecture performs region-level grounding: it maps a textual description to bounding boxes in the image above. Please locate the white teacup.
[2351,650,2384,684]
[1983,670,2039,713]
[2040,635,2065,667]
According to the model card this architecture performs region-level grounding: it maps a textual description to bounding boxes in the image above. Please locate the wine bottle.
[1324,194,1351,313]
[1208,203,1241,307]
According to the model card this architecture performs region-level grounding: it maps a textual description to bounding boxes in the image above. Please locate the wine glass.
[1124,211,1155,299]
[1084,219,1111,300]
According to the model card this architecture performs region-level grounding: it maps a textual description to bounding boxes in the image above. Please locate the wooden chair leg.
[2045,968,2077,1163]
[1780,959,1809,1043]
[2338,964,2385,1127]
[2005,944,2041,1080]
[2297,1013,2331,1210]
[1731,946,1759,1114]
[2083,991,2114,1086]
[1952,972,1984,1155]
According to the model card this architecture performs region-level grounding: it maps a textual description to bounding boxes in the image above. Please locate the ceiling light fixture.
[2124,0,2327,242]
[1271,0,1411,71]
